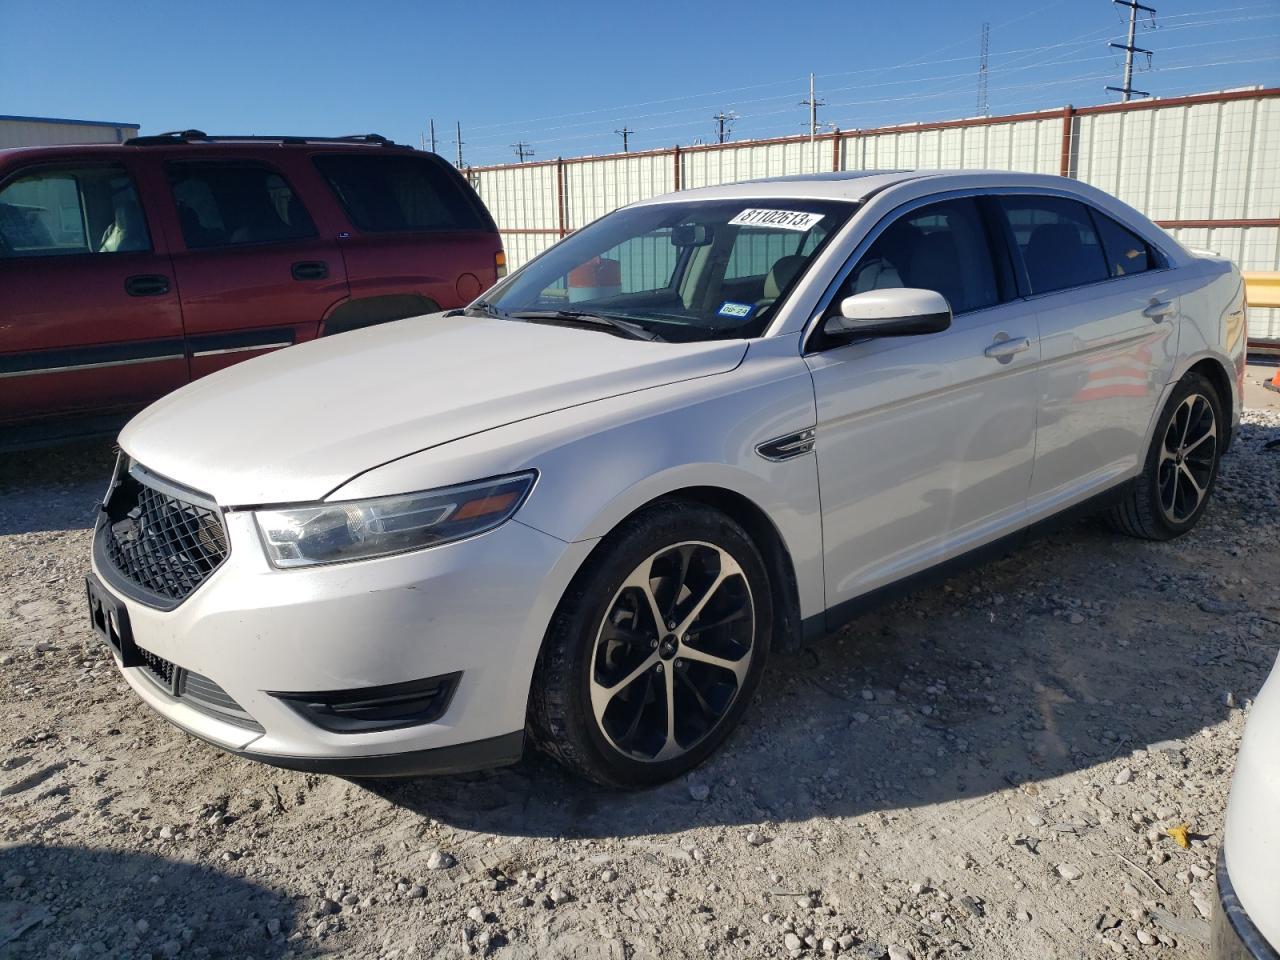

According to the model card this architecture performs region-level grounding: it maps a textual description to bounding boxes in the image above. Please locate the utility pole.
[615,127,633,152]
[1107,0,1155,101]
[429,119,437,153]
[800,73,825,171]
[977,22,990,116]
[511,141,535,162]
[454,121,464,168]
[712,111,738,144]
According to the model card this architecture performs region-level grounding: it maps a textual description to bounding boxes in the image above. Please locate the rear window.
[313,154,493,233]
[168,161,316,250]
[1092,211,1159,277]
[999,195,1109,295]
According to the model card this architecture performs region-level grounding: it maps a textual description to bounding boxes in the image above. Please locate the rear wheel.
[1110,372,1223,540]
[529,502,771,788]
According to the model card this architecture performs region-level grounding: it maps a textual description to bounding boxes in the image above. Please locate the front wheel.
[529,502,771,788]
[1110,371,1223,540]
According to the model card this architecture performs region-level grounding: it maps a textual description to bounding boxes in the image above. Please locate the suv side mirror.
[822,288,952,339]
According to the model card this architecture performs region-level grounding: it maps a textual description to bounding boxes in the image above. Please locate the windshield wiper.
[457,299,512,321]
[507,310,665,342]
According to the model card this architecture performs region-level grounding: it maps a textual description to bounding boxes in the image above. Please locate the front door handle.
[291,261,329,281]
[1143,299,1175,321]
[124,274,170,297]
[984,336,1031,362]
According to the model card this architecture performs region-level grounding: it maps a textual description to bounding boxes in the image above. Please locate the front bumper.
[90,507,595,775]
[1213,848,1280,960]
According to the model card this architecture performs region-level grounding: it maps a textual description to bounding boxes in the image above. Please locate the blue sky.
[3,0,1277,166]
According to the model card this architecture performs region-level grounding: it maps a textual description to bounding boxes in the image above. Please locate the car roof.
[635,169,1087,204]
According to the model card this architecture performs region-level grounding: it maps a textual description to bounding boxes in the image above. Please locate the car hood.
[121,314,747,505]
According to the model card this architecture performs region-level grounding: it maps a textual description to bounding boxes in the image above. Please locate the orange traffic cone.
[1268,367,1280,393]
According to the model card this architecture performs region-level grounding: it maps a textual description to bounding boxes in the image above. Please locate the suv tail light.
[495,251,507,279]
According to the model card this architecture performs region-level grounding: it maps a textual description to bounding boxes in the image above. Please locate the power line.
[510,141,535,162]
[1108,0,1157,101]
[459,8,1275,154]
[712,111,738,143]
[615,127,633,152]
[978,22,991,116]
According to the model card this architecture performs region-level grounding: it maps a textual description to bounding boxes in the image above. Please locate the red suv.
[0,131,504,440]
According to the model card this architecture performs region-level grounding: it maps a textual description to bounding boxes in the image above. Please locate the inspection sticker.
[728,208,825,231]
[717,301,754,319]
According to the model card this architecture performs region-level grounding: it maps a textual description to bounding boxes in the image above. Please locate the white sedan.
[86,170,1246,786]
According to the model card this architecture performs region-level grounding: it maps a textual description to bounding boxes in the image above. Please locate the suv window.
[1092,211,1158,277]
[0,164,150,258]
[837,197,999,315]
[313,154,492,233]
[999,195,1109,294]
[168,162,316,249]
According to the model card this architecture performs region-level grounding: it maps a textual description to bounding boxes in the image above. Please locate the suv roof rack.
[127,130,409,148]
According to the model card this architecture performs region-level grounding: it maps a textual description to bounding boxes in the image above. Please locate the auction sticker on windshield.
[728,209,825,231]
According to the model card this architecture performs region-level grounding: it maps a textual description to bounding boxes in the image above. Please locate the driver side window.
[837,198,999,316]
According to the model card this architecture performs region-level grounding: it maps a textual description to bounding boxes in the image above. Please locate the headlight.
[254,472,536,568]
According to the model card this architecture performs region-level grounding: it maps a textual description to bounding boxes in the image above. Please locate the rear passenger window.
[838,198,999,315]
[0,165,150,257]
[313,154,492,233]
[999,196,1108,294]
[1092,211,1158,277]
[168,162,316,249]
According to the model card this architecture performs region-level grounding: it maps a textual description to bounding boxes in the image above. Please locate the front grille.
[134,646,264,733]
[96,462,228,608]
[180,671,263,731]
[137,645,175,688]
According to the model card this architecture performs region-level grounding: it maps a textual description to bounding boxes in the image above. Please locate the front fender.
[329,337,827,619]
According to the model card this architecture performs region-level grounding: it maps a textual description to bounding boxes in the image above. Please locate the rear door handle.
[291,261,329,281]
[124,274,170,297]
[1143,299,1175,320]
[984,336,1031,362]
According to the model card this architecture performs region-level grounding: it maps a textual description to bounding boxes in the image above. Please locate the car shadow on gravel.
[0,844,300,958]
[369,410,1279,839]
[0,438,117,534]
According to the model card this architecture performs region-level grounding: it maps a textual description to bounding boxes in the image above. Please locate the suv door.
[805,196,1040,613]
[0,160,185,426]
[994,194,1182,511]
[160,159,349,379]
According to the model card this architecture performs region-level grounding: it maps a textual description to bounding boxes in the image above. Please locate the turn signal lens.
[495,250,508,278]
[254,472,535,568]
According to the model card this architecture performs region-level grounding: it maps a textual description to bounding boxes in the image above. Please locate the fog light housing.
[269,673,461,733]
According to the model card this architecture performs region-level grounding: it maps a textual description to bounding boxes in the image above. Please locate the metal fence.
[470,87,1280,344]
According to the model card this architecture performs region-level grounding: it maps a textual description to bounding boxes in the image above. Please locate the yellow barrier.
[1244,271,1280,309]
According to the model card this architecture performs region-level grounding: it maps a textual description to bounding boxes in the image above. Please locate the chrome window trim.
[0,353,184,379]
[800,184,1178,355]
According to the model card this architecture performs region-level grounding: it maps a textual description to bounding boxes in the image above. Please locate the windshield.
[484,198,856,342]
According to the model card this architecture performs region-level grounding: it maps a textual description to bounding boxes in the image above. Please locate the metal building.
[471,86,1280,346]
[0,115,140,149]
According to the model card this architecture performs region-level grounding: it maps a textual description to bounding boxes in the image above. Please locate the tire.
[1109,371,1224,541]
[529,501,772,788]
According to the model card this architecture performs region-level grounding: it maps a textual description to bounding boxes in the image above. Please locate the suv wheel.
[529,502,771,787]
[1110,371,1223,540]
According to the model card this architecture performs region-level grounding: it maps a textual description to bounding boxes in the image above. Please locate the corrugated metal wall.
[472,88,1280,342]
[0,117,138,149]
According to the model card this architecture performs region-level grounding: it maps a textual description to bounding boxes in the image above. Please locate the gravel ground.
[1,409,1277,960]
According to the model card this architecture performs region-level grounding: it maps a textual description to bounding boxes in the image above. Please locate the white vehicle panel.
[807,298,1040,606]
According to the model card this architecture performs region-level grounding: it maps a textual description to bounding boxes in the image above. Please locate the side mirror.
[822,287,952,339]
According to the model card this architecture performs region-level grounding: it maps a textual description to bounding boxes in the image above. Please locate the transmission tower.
[1107,0,1155,101]
[977,22,990,116]
[712,111,738,144]
[511,141,535,162]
